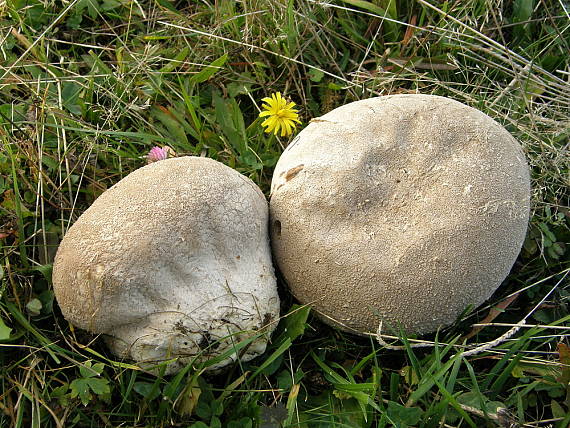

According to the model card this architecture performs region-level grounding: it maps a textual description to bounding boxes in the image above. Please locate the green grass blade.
[4,301,61,364]
[250,337,292,380]
[5,143,29,268]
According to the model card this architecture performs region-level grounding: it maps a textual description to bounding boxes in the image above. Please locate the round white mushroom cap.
[270,94,530,336]
[53,156,279,374]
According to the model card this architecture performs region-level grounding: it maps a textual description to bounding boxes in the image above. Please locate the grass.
[0,0,569,426]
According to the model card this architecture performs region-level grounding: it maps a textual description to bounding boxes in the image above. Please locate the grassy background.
[0,0,569,426]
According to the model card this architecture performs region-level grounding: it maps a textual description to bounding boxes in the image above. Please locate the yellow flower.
[259,92,301,137]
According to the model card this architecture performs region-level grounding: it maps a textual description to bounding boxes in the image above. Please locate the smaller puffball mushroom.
[270,95,531,336]
[53,157,279,374]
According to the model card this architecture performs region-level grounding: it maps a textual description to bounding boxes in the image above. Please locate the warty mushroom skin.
[270,94,530,336]
[53,156,279,374]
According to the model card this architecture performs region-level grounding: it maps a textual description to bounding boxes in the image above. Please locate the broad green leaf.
[86,0,100,18]
[166,101,200,140]
[151,105,189,148]
[49,384,69,399]
[550,400,566,418]
[280,304,311,343]
[487,401,506,413]
[336,0,387,17]
[101,0,121,12]
[32,264,53,284]
[547,246,561,259]
[523,235,538,254]
[336,0,399,41]
[70,378,92,406]
[512,0,534,24]
[212,91,247,155]
[160,47,190,73]
[190,54,228,85]
[211,400,224,417]
[79,361,94,378]
[194,399,212,420]
[277,368,304,390]
[512,360,562,380]
[456,391,481,408]
[227,418,253,428]
[327,82,343,90]
[79,361,104,378]
[532,309,553,324]
[1,189,34,218]
[0,103,27,126]
[91,358,110,374]
[552,242,565,255]
[61,81,82,116]
[227,74,254,98]
[538,222,557,242]
[86,377,110,396]
[26,298,42,316]
[177,376,202,416]
[386,401,422,426]
[308,69,324,83]
[0,317,12,341]
[210,416,222,428]
[66,11,83,29]
[38,290,54,314]
[133,381,161,400]
[154,0,181,14]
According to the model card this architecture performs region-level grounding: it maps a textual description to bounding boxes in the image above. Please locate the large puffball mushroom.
[270,94,530,336]
[53,156,279,374]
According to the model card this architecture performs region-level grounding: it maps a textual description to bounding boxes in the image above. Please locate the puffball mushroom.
[270,94,530,336]
[53,156,279,374]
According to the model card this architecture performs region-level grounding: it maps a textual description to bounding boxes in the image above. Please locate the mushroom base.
[104,295,276,374]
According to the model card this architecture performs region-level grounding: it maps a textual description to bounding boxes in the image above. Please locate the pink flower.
[147,146,169,163]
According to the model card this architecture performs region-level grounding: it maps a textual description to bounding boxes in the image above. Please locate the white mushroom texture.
[53,156,279,374]
[270,94,530,336]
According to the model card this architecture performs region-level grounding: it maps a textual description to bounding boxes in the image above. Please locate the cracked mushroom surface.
[270,94,530,335]
[53,156,279,374]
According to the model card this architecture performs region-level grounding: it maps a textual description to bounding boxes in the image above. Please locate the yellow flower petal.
[258,92,301,137]
[282,120,292,137]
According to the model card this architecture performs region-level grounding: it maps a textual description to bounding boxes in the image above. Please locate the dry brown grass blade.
[556,343,570,384]
[463,293,521,341]
[402,14,417,46]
